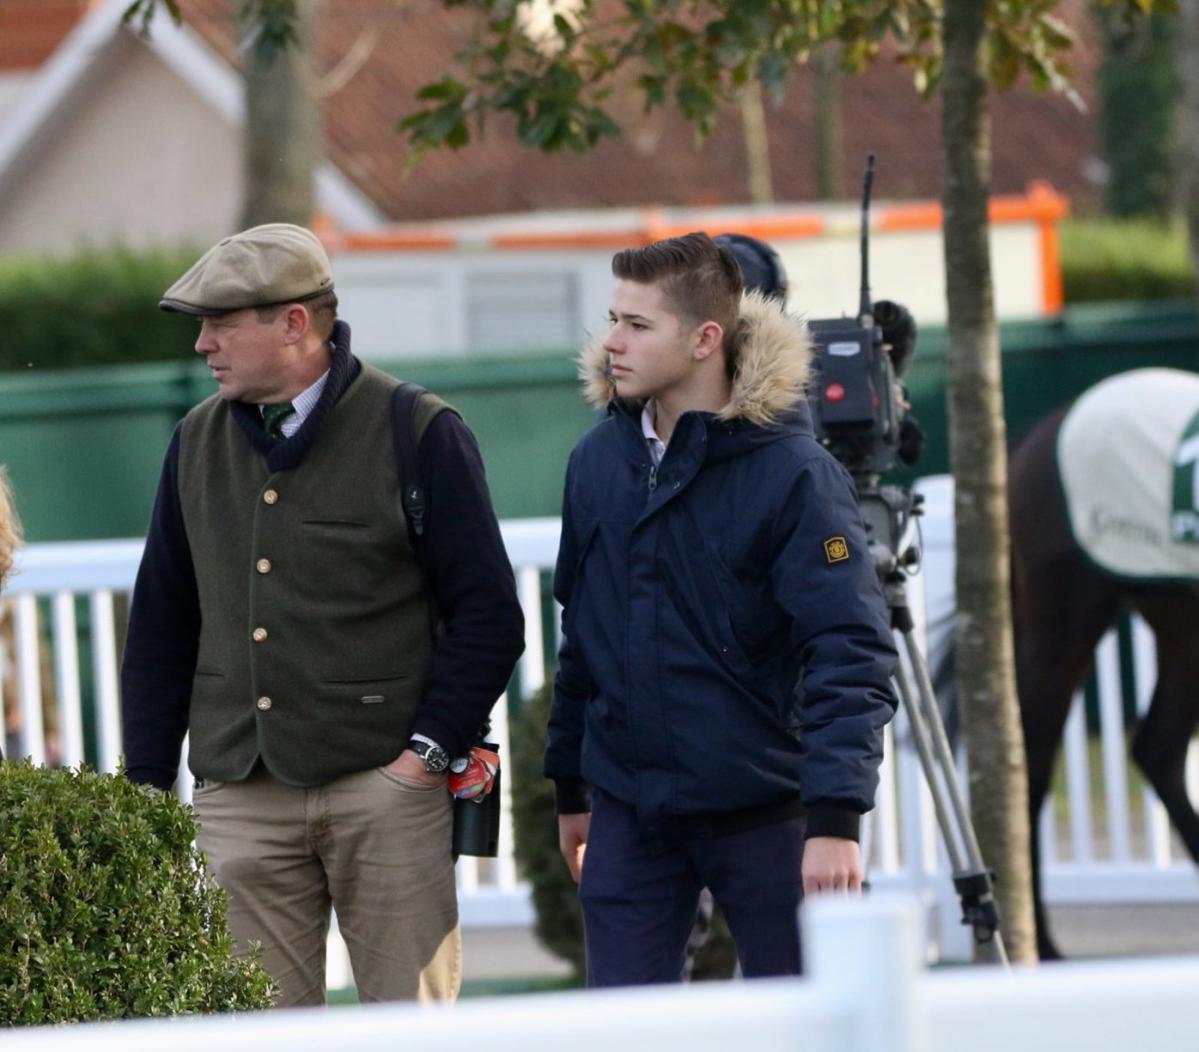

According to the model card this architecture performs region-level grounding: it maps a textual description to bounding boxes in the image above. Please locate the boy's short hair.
[612,232,743,354]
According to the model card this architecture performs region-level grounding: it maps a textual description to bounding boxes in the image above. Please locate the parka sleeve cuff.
[554,778,591,815]
[804,805,861,842]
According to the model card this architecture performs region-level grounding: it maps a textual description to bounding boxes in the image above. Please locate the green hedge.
[0,248,197,373]
[0,761,275,1023]
[1060,217,1195,304]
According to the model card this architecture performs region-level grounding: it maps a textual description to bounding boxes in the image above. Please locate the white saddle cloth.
[1057,367,1199,581]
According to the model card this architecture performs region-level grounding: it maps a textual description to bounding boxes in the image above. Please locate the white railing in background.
[917,475,1199,912]
[3,487,1199,968]
[6,896,1199,1052]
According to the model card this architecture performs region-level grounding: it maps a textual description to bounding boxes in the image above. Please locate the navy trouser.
[579,789,805,987]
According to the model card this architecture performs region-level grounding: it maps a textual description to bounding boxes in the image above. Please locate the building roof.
[0,0,90,72]
[0,0,383,230]
[6,0,1107,226]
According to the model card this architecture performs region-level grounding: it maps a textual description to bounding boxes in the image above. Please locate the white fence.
[915,476,1199,913]
[3,488,1199,965]
[6,896,1199,1052]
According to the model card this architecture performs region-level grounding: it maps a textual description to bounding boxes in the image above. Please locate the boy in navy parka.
[545,232,898,986]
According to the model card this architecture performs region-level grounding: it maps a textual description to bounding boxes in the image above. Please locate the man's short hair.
[255,289,339,342]
[0,465,22,590]
[611,232,744,354]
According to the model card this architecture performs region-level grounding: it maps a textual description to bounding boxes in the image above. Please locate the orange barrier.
[317,182,1070,313]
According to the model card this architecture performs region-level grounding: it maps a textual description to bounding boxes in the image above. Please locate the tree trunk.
[240,0,322,229]
[1177,0,1199,298]
[814,43,843,201]
[939,0,1037,963]
[739,82,774,204]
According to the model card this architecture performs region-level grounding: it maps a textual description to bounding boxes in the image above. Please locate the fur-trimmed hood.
[579,290,811,427]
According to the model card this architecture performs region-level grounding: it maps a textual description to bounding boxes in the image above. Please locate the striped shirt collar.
[261,369,330,439]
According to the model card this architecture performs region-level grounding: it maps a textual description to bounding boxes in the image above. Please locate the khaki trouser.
[194,765,461,1007]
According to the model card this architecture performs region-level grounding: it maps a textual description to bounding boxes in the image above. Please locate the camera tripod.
[856,480,1009,967]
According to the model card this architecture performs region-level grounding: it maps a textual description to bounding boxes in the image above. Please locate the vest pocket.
[315,674,418,737]
[318,670,410,688]
[301,518,370,529]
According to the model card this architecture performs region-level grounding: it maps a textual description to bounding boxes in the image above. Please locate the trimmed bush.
[0,761,275,1024]
[0,248,198,373]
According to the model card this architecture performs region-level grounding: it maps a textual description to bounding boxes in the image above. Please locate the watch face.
[418,742,450,773]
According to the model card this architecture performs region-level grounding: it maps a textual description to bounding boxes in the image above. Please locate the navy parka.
[545,294,898,841]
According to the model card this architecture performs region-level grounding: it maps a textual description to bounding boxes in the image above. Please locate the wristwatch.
[409,735,450,774]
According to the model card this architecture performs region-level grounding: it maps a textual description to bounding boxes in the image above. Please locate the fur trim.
[579,330,613,410]
[578,291,810,426]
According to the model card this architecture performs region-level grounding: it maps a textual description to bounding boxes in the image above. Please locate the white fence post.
[14,593,46,764]
[806,895,923,1052]
[51,591,85,770]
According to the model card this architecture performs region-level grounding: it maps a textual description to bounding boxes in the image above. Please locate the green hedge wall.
[1059,217,1195,303]
[0,248,197,373]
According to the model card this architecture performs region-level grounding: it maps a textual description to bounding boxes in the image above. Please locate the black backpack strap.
[392,382,427,553]
[390,381,454,560]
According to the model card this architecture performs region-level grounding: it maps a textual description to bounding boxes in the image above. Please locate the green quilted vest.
[178,365,446,786]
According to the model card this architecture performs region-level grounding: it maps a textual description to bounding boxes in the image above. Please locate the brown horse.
[1006,369,1199,959]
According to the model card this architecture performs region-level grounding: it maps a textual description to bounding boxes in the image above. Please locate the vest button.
[256,558,272,574]
[263,489,279,505]
[256,696,272,711]
[252,627,268,643]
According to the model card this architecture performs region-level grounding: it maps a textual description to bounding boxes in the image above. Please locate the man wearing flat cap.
[121,224,525,1006]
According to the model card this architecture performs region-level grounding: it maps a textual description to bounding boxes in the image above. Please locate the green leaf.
[553,13,576,42]
[120,0,182,34]
[416,78,469,102]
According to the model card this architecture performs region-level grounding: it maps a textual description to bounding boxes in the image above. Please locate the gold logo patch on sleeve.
[824,536,850,564]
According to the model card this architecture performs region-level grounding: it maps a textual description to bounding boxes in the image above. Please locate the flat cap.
[160,223,334,315]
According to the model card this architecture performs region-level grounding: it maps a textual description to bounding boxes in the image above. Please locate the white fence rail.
[3,488,1199,964]
[916,476,1199,913]
[6,896,1199,1052]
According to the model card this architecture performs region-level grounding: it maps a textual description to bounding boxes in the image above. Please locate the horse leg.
[1129,591,1199,863]
[1012,553,1121,960]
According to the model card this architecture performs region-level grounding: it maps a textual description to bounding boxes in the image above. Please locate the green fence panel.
[1,352,594,542]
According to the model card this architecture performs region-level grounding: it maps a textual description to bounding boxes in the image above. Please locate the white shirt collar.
[641,400,666,466]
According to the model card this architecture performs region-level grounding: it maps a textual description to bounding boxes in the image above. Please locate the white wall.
[333,218,1051,361]
[0,32,239,255]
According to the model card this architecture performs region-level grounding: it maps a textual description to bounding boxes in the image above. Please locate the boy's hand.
[802,836,862,895]
[558,813,591,883]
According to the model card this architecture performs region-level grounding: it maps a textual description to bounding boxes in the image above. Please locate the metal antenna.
[858,153,876,323]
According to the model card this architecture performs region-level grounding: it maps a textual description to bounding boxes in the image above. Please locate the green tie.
[262,401,296,439]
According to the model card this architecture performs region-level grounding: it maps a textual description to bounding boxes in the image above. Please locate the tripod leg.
[892,616,1009,967]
